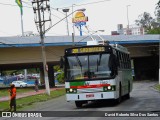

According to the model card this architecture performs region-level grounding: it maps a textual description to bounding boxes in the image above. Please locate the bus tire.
[75,101,83,108]
[116,83,122,104]
[126,82,130,99]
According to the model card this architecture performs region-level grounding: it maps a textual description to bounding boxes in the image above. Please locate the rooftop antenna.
[85,26,109,45]
[75,25,108,46]
[84,26,96,41]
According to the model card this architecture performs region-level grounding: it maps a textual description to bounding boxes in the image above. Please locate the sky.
[0,0,158,36]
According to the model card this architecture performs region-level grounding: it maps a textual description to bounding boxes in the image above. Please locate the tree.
[135,1,160,34]
[147,0,160,34]
[57,71,64,83]
[135,12,154,32]
[147,27,160,34]
[54,65,60,72]
[155,0,160,22]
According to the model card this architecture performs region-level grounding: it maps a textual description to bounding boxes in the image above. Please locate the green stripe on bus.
[70,81,85,86]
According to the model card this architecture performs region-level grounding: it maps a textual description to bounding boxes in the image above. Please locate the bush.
[57,72,64,83]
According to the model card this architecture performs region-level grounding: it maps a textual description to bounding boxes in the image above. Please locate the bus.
[62,42,132,108]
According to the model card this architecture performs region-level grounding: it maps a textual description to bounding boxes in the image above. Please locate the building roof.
[0,35,159,48]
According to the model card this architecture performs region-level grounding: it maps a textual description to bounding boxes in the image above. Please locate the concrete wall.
[0,46,67,65]
[1,44,158,65]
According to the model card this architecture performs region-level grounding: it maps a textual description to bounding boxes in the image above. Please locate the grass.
[154,84,160,91]
[0,88,34,97]
[0,88,65,111]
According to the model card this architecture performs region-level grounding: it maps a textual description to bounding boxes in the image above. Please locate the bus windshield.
[65,53,112,81]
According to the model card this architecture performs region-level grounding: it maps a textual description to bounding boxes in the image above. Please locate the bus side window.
[121,53,124,68]
[118,52,122,68]
[124,53,126,68]
[109,53,118,76]
[116,50,120,67]
[127,54,130,69]
[125,54,128,68]
[124,53,127,69]
[128,54,131,69]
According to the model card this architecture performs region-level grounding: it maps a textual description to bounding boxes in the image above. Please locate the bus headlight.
[108,86,111,90]
[103,86,115,92]
[73,89,77,93]
[66,88,77,93]
[66,89,69,93]
[105,87,108,91]
[69,89,73,92]
[112,86,115,91]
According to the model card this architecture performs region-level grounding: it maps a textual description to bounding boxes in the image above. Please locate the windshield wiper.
[97,54,102,71]
[98,54,102,65]
[75,55,82,72]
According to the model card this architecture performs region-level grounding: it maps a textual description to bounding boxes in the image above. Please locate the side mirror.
[60,56,64,68]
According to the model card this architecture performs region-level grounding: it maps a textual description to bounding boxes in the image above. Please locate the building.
[124,24,145,35]
[111,31,119,35]
[111,24,145,35]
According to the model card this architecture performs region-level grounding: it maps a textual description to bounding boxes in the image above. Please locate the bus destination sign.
[72,47,105,53]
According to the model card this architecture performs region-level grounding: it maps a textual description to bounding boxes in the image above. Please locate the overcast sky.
[0,0,158,36]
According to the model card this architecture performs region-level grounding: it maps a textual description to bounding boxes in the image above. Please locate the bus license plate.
[86,94,94,98]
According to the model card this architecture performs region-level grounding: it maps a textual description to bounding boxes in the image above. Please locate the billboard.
[72,11,88,36]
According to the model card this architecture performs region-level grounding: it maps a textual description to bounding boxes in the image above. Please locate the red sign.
[86,94,94,98]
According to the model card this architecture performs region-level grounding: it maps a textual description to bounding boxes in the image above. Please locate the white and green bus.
[62,43,132,108]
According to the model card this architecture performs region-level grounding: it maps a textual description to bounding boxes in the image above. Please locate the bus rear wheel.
[116,83,122,104]
[126,82,130,99]
[75,101,83,108]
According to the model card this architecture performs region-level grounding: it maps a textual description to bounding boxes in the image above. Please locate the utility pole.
[62,9,70,36]
[127,5,131,35]
[32,0,52,95]
[72,4,75,46]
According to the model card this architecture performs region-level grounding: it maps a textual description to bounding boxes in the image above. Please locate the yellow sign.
[72,11,88,23]
[72,47,105,53]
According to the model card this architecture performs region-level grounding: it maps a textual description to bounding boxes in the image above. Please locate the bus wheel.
[75,101,83,108]
[126,82,130,99]
[116,83,122,104]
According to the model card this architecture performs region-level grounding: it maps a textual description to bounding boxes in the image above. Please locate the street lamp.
[127,5,131,35]
[72,4,76,46]
[62,8,70,36]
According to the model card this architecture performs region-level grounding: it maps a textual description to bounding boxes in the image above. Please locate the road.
[1,81,160,120]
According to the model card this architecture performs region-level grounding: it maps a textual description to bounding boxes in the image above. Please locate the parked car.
[12,81,27,88]
[16,74,24,80]
[54,72,62,78]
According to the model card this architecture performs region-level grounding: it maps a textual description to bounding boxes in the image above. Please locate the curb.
[0,87,64,102]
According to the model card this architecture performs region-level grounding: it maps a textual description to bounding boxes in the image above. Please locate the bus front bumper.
[66,91,117,101]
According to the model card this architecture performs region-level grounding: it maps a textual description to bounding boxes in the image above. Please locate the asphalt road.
[1,81,160,120]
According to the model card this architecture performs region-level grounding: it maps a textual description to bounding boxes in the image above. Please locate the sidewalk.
[0,85,64,102]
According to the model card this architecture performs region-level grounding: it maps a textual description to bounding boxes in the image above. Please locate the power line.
[0,1,87,36]
[57,0,111,9]
[50,7,66,16]
[0,2,32,8]
[75,0,111,6]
